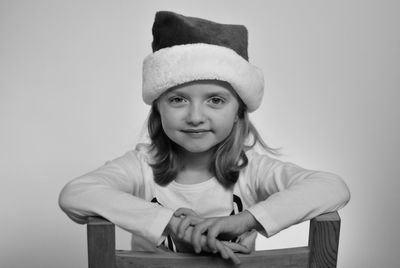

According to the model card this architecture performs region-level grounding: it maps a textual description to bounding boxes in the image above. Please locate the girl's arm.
[58,150,174,246]
[190,153,350,252]
[245,154,351,238]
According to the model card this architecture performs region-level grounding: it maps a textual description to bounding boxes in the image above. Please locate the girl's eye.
[169,96,186,104]
[208,97,225,105]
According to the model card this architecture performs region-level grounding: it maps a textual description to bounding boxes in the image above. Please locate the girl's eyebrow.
[205,91,231,98]
[166,90,189,98]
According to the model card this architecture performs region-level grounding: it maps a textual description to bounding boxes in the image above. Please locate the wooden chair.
[87,211,341,268]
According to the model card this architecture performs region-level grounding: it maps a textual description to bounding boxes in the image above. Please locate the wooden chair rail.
[87,211,340,268]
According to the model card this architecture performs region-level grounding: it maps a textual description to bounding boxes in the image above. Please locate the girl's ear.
[234,115,239,123]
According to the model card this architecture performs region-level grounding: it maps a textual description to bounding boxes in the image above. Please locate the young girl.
[59,11,350,263]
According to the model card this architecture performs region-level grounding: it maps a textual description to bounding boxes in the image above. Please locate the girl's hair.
[147,87,278,188]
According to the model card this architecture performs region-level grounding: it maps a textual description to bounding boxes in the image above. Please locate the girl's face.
[157,80,240,154]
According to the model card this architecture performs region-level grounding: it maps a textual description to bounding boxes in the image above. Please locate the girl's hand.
[173,208,204,239]
[167,216,241,264]
[173,208,255,252]
[190,211,261,253]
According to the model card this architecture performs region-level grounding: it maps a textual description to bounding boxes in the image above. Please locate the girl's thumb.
[174,207,198,217]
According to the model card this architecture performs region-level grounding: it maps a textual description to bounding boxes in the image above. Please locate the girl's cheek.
[217,110,237,121]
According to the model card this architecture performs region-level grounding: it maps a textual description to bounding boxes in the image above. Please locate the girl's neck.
[175,148,214,184]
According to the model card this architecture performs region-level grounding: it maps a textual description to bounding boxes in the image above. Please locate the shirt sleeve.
[58,150,174,245]
[245,153,350,237]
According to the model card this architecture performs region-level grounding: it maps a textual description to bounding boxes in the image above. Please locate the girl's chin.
[183,147,213,154]
[178,144,216,155]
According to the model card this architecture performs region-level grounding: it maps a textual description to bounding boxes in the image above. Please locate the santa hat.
[142,11,264,112]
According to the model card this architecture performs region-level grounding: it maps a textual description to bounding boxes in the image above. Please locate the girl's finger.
[177,216,192,239]
[225,246,241,265]
[221,241,251,254]
[217,241,241,264]
[206,223,221,252]
[199,235,212,252]
[191,222,211,253]
[215,240,229,259]
[177,216,204,239]
[183,226,194,246]
[174,208,197,217]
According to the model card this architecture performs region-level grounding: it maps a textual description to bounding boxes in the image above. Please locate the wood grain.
[87,216,116,268]
[309,211,341,268]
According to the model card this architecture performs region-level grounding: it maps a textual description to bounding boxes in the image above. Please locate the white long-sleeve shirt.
[59,145,350,251]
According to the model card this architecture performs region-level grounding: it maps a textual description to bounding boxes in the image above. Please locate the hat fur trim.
[142,43,264,112]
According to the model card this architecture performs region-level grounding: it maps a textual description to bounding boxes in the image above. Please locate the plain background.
[1,0,399,267]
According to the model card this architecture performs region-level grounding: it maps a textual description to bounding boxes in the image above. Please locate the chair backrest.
[87,211,340,268]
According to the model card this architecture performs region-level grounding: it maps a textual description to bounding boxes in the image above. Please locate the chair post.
[308,211,341,268]
[87,217,116,268]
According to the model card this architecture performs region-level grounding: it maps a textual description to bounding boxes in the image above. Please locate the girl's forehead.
[166,80,237,97]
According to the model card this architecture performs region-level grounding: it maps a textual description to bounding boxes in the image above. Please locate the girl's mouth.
[181,129,211,137]
[182,129,210,133]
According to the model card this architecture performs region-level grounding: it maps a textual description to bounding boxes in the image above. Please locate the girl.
[59,11,350,263]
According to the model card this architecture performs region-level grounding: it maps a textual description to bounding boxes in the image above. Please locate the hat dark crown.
[152,11,249,61]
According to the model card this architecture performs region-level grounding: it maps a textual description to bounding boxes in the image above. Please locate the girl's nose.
[186,103,205,125]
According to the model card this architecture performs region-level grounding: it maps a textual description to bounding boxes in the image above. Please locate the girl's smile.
[157,80,239,154]
[181,128,211,138]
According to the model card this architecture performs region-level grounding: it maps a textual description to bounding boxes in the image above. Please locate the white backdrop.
[1,1,399,267]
